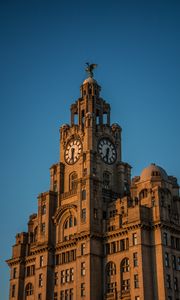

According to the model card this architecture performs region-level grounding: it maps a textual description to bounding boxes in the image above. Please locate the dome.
[140,163,168,182]
[83,77,97,84]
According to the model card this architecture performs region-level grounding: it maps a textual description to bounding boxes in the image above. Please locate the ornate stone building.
[7,69,180,300]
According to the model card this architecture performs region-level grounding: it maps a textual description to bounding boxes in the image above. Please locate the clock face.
[65,138,82,164]
[98,138,117,164]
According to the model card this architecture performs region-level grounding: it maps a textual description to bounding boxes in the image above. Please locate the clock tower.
[49,67,131,299]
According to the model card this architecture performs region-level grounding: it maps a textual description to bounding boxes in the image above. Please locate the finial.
[85,63,98,78]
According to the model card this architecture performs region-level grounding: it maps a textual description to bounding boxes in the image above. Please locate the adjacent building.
[7,70,180,300]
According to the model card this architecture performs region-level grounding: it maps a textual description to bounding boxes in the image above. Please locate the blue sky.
[0,0,180,298]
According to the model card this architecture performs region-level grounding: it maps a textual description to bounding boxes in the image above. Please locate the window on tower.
[12,284,16,297]
[69,172,78,191]
[81,209,86,222]
[103,172,111,189]
[103,112,107,124]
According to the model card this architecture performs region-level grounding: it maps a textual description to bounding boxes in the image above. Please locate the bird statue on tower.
[85,63,98,78]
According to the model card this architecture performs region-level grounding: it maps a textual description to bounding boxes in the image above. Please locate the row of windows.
[166,274,179,291]
[106,274,139,293]
[55,250,76,265]
[58,288,74,300]
[12,283,35,297]
[105,233,138,255]
[58,284,85,299]
[60,268,74,284]
[106,256,138,276]
[105,238,129,254]
[164,233,180,249]
[13,258,44,280]
[55,263,86,286]
[165,252,180,270]
[26,265,35,277]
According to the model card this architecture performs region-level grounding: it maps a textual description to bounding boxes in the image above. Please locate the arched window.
[106,262,117,294]
[121,258,130,273]
[69,172,78,191]
[25,283,33,296]
[64,216,77,229]
[139,189,148,200]
[106,261,116,276]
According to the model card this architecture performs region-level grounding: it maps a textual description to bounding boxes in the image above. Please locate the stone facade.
[7,74,180,300]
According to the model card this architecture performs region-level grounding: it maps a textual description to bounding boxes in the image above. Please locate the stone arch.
[55,205,77,243]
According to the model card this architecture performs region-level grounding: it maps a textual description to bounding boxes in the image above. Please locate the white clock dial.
[98,138,117,164]
[65,138,82,164]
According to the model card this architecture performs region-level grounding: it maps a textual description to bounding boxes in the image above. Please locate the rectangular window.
[82,190,86,200]
[174,277,178,291]
[171,236,175,248]
[81,243,85,255]
[53,180,57,192]
[120,239,125,251]
[60,291,64,300]
[62,253,65,264]
[133,252,138,267]
[81,262,86,276]
[176,238,180,250]
[166,274,171,289]
[32,265,35,275]
[70,268,74,282]
[81,209,86,222]
[61,270,65,284]
[122,279,130,291]
[105,243,110,255]
[40,255,44,267]
[56,254,60,265]
[38,294,42,300]
[94,208,98,219]
[81,283,85,297]
[26,266,30,277]
[133,233,138,245]
[54,292,58,300]
[178,257,180,271]
[69,288,74,300]
[12,285,16,297]
[163,232,168,246]
[65,290,68,300]
[111,242,116,253]
[135,297,140,300]
[42,204,46,215]
[54,272,58,285]
[39,273,43,287]
[65,269,70,282]
[107,282,117,293]
[172,255,176,270]
[165,252,170,267]
[41,223,45,234]
[134,274,139,288]
[13,268,17,279]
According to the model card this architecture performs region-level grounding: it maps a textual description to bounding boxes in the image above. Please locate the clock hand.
[71,148,75,160]
[105,148,110,161]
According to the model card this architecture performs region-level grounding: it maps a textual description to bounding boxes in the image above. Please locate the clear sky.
[0,0,180,298]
